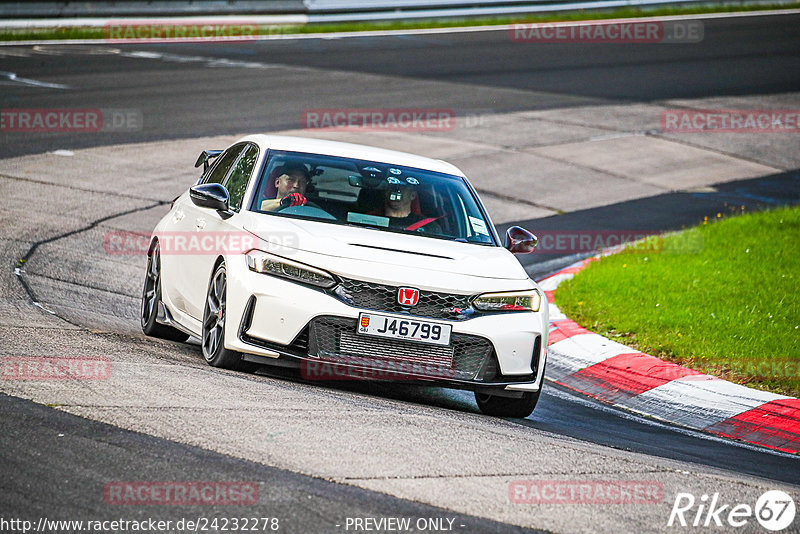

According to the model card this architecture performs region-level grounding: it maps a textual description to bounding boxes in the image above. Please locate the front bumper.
[224,256,548,394]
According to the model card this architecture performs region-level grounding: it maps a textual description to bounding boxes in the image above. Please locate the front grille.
[338,331,454,367]
[308,316,495,381]
[334,277,474,320]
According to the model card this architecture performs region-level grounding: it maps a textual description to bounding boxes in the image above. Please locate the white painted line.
[0,71,69,89]
[108,49,283,70]
[0,48,31,57]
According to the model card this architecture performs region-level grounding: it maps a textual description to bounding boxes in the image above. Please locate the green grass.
[1,2,798,42]
[555,206,800,397]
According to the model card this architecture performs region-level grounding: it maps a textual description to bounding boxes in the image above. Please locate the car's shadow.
[252,361,483,415]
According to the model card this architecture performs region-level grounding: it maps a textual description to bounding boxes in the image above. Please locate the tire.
[141,241,190,342]
[201,262,258,372]
[475,389,541,418]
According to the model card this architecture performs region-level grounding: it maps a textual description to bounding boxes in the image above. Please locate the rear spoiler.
[194,150,223,172]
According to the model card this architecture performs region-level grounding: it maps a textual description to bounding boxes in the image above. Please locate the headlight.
[472,290,541,312]
[245,250,336,289]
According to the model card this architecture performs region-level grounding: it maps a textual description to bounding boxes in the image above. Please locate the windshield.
[250,150,496,245]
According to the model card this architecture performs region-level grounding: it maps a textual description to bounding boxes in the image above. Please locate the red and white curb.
[539,257,800,455]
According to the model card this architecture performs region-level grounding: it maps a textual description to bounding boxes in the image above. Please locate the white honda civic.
[141,135,548,417]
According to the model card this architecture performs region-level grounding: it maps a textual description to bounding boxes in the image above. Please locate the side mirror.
[505,226,538,254]
[190,183,233,219]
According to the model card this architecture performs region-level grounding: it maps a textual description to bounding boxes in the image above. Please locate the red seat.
[260,168,282,200]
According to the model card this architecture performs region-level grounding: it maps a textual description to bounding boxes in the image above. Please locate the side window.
[224,144,259,211]
[203,145,244,185]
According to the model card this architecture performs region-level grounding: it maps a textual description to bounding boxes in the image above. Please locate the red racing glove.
[280,193,307,208]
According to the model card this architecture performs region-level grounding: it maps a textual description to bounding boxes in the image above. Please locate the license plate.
[357,313,452,346]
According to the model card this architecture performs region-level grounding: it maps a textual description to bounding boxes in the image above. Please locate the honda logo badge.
[397,287,420,306]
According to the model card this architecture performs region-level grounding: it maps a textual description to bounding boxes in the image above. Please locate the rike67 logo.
[668,490,795,531]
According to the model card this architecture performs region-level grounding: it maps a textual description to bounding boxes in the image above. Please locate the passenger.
[260,163,311,212]
[381,185,440,233]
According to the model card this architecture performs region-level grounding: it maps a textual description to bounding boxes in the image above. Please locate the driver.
[260,162,311,212]
[381,184,440,233]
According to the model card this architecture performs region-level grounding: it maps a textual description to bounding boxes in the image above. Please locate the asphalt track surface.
[1,13,799,158]
[1,393,537,533]
[1,12,800,533]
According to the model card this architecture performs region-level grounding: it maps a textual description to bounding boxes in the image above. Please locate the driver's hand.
[280,193,307,208]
